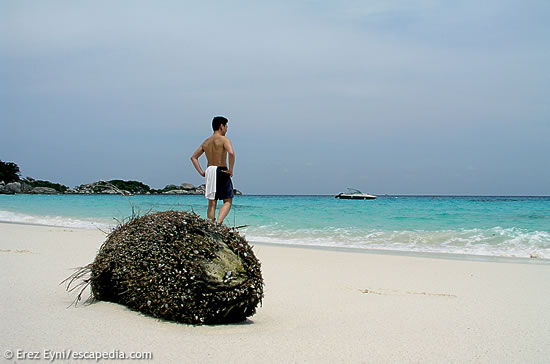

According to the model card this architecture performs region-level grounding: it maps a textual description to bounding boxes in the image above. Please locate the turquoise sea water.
[1,194,549,259]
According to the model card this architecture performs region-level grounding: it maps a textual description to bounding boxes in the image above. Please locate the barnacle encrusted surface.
[90,210,263,325]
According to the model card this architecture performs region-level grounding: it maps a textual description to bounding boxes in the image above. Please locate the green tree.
[0,160,21,183]
[108,180,151,193]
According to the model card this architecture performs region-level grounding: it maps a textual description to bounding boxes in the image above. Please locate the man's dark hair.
[212,116,228,131]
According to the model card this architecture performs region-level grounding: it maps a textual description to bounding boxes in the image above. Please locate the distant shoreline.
[0,179,242,196]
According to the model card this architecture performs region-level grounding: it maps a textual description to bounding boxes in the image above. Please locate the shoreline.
[2,222,550,362]
[252,240,550,265]
[1,220,548,265]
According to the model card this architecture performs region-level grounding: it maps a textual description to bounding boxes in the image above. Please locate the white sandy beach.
[1,221,550,363]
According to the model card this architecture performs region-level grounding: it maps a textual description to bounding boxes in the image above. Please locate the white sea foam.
[242,226,550,259]
[2,208,549,260]
[0,210,113,231]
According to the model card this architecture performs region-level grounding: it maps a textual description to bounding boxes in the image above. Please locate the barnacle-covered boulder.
[89,210,263,325]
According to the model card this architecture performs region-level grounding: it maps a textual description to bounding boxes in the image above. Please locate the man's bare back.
[202,134,231,168]
[191,123,234,177]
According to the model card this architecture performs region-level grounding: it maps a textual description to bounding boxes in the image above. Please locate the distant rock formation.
[162,183,206,195]
[1,179,243,196]
[0,177,68,195]
[0,181,32,194]
[30,187,58,194]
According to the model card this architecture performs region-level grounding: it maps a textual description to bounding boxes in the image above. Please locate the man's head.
[212,116,229,132]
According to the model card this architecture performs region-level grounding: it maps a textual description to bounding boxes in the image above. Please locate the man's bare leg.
[207,200,217,221]
[217,198,232,224]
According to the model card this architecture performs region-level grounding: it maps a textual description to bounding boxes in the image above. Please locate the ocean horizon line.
[2,191,548,197]
[237,194,550,197]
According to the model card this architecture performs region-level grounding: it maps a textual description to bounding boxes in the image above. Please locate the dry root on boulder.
[64,210,264,325]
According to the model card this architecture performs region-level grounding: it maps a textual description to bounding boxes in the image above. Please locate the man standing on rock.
[191,116,235,224]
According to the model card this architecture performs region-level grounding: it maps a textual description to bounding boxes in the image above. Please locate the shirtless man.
[190,116,235,224]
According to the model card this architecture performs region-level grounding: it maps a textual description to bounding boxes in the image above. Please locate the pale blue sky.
[1,1,549,194]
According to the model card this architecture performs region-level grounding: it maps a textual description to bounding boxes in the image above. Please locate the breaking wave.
[0,210,113,231]
[2,208,549,259]
[242,225,550,259]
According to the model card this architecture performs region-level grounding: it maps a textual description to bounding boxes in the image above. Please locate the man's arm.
[224,137,235,176]
[190,144,205,177]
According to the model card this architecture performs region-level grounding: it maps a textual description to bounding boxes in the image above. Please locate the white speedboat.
[335,188,376,200]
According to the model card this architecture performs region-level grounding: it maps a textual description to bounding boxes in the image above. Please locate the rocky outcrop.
[163,184,242,196]
[162,183,206,195]
[181,183,195,190]
[1,180,242,195]
[1,182,33,194]
[6,182,22,193]
[0,178,66,194]
[30,187,58,194]
[67,182,132,195]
